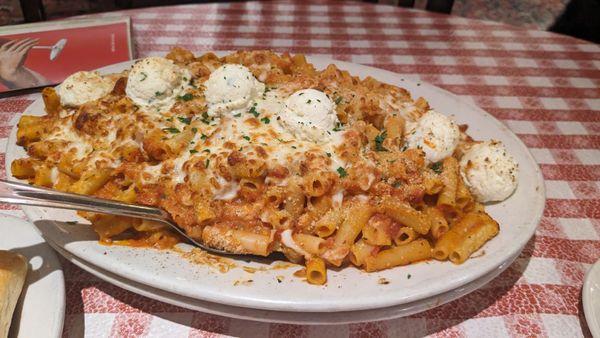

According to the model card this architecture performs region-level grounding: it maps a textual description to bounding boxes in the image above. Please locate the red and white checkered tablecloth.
[1,0,599,337]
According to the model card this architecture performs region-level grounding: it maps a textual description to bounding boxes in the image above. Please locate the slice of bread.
[0,251,27,338]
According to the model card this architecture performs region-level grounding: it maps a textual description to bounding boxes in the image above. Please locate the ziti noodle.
[12,48,518,285]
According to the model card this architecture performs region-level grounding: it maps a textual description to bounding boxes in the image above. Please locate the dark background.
[2,0,599,43]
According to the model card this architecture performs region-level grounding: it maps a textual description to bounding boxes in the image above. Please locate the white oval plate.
[583,259,600,337]
[5,55,545,313]
[47,236,519,325]
[0,214,65,338]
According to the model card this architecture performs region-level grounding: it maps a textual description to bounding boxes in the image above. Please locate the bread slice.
[0,251,28,338]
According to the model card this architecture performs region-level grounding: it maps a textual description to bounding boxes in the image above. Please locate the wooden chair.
[363,0,455,14]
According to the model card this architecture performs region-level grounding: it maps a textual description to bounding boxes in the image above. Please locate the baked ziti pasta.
[12,48,519,285]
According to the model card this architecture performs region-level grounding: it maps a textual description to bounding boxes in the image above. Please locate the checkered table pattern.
[1,1,598,337]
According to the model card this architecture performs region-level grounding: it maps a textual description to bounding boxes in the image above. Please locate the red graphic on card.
[0,21,132,93]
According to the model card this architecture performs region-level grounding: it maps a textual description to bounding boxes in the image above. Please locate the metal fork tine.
[0,179,233,255]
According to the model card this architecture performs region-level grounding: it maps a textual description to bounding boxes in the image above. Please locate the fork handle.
[0,179,168,221]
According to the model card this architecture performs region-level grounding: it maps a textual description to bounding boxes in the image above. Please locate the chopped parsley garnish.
[374,130,388,152]
[200,111,211,124]
[326,152,332,157]
[306,99,312,104]
[242,135,251,141]
[233,113,242,118]
[177,116,191,125]
[140,72,148,81]
[260,117,270,124]
[178,93,194,101]
[277,138,284,143]
[200,133,207,140]
[189,149,198,154]
[155,91,164,97]
[431,161,443,174]
[407,274,412,279]
[162,127,180,134]
[248,105,259,118]
[165,117,173,122]
[291,145,297,149]
[334,97,343,105]
[191,127,198,134]
[203,149,210,153]
[332,122,343,132]
[205,159,210,168]
[337,167,348,178]
[392,181,402,188]
[66,221,77,225]
[401,143,408,152]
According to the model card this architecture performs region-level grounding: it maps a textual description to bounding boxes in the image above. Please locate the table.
[1,1,598,337]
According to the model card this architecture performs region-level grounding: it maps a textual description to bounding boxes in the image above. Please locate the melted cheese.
[141,163,163,184]
[332,189,344,208]
[46,121,93,160]
[46,67,352,205]
[213,176,240,200]
[135,86,347,198]
[280,229,310,258]
[50,167,59,184]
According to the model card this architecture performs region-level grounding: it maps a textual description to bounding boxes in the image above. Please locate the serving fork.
[0,179,231,255]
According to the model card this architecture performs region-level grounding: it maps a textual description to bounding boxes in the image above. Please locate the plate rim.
[5,54,545,312]
[0,213,66,338]
[583,259,600,337]
[46,234,521,325]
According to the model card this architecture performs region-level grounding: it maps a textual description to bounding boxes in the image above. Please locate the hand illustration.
[0,38,38,81]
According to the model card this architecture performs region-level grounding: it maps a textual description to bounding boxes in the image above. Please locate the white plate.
[47,236,519,325]
[5,55,545,313]
[583,259,600,337]
[0,214,65,338]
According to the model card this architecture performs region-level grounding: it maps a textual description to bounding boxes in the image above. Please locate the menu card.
[0,17,133,93]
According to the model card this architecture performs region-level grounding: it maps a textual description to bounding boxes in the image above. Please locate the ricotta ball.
[125,57,190,112]
[57,71,114,106]
[204,64,265,117]
[277,89,338,144]
[459,140,518,203]
[406,110,460,163]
